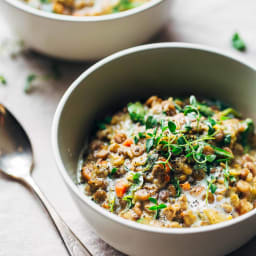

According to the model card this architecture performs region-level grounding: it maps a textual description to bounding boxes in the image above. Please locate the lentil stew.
[78,96,256,228]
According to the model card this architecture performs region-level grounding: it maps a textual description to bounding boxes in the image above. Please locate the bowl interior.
[55,44,256,186]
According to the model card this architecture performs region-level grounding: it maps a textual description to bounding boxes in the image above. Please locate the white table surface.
[0,0,256,255]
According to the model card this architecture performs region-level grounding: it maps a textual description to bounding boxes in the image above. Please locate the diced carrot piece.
[181,182,191,191]
[165,162,171,173]
[123,139,133,147]
[115,180,129,197]
[159,157,171,173]
[165,175,170,182]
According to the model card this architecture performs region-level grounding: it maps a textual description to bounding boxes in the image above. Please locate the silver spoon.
[0,104,92,256]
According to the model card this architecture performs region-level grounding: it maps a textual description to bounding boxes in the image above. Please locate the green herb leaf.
[240,118,254,148]
[206,154,216,163]
[112,0,140,12]
[171,178,181,197]
[185,124,192,132]
[108,192,116,212]
[177,136,186,145]
[134,136,139,144]
[224,134,231,145]
[146,138,154,153]
[170,144,183,155]
[232,32,246,52]
[108,168,118,178]
[206,176,217,203]
[138,132,146,139]
[168,121,176,133]
[190,95,197,106]
[97,122,106,130]
[198,103,214,117]
[0,75,7,85]
[148,197,167,219]
[212,145,234,159]
[210,183,217,194]
[174,102,183,112]
[184,105,197,115]
[220,108,241,119]
[128,102,146,123]
[149,205,158,211]
[123,195,133,209]
[205,117,216,135]
[24,74,37,94]
[149,197,157,204]
[158,204,167,209]
[222,161,236,188]
[111,168,117,175]
[145,115,157,129]
[133,172,141,183]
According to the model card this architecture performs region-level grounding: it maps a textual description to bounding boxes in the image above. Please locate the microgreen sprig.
[206,176,217,204]
[0,75,7,85]
[223,161,236,188]
[148,197,167,219]
[171,177,181,197]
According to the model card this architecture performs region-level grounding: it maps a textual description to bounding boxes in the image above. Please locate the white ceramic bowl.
[1,0,171,61]
[52,43,256,256]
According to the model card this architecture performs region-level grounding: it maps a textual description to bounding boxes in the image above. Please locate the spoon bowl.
[0,104,92,256]
[0,104,33,179]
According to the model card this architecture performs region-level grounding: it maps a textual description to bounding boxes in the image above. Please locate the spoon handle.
[23,175,93,256]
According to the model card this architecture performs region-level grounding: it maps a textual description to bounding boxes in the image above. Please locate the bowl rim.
[4,0,164,22]
[52,42,256,235]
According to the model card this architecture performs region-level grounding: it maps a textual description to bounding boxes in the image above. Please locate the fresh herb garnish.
[128,102,146,124]
[108,191,116,212]
[112,0,141,12]
[24,74,37,94]
[171,177,181,197]
[108,168,117,178]
[97,116,112,130]
[206,176,217,204]
[220,108,241,119]
[133,172,141,183]
[211,145,234,159]
[146,138,154,153]
[0,75,7,85]
[223,134,231,145]
[205,117,216,135]
[138,132,146,139]
[223,161,236,188]
[145,115,157,129]
[168,121,176,133]
[232,33,246,52]
[240,118,254,150]
[170,144,183,155]
[134,135,139,144]
[148,197,167,219]
[123,173,144,209]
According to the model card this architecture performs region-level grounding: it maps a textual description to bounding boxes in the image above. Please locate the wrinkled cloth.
[0,0,256,255]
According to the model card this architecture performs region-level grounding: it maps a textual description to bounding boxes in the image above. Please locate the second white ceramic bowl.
[1,0,171,61]
[52,43,256,256]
